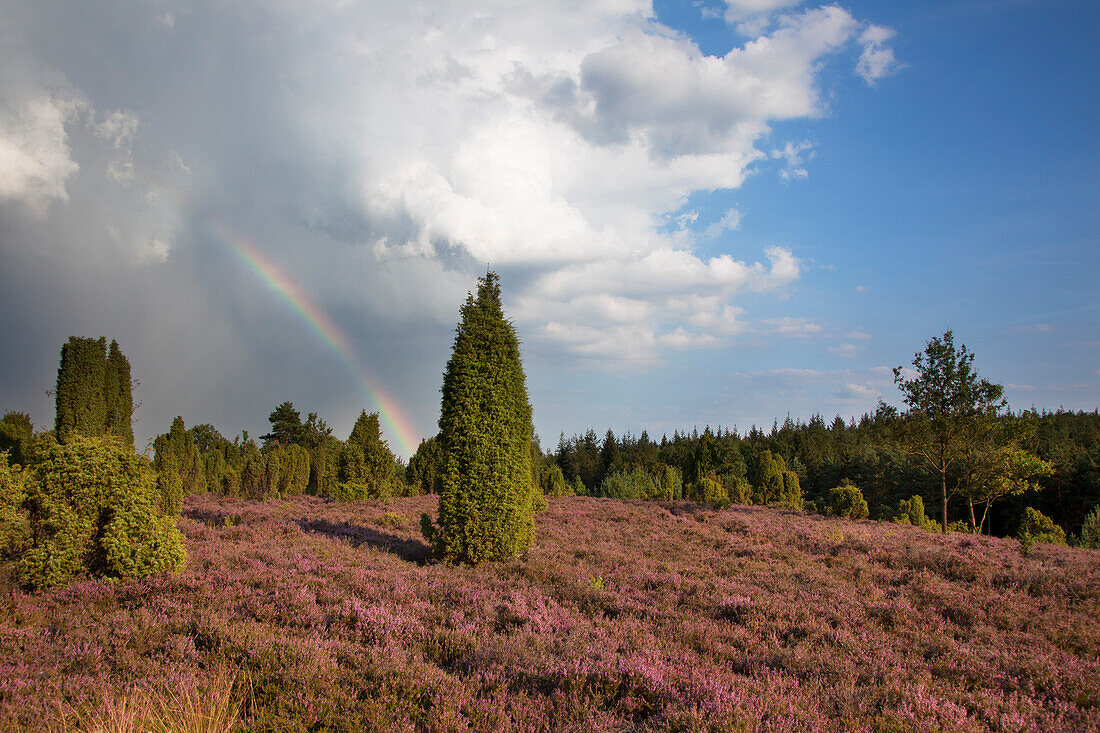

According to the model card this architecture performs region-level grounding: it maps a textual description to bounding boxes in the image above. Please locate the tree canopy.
[892,330,1006,532]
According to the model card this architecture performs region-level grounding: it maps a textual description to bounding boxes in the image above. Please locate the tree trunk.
[940,469,948,532]
[968,498,978,533]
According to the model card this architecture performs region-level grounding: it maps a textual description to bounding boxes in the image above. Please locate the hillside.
[2,495,1098,732]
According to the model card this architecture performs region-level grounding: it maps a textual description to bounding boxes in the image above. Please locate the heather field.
[2,495,1099,732]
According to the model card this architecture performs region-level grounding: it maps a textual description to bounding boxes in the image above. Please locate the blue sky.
[1,0,1096,455]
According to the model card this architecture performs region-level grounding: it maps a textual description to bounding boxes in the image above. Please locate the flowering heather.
[1,494,1098,731]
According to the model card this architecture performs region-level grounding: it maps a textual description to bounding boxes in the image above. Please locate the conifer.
[425,271,534,564]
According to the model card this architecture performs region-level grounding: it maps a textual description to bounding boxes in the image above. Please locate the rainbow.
[214,222,421,458]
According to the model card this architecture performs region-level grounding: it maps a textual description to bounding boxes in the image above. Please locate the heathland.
[2,493,1097,731]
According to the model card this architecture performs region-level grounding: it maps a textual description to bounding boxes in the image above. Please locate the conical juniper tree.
[54,337,134,447]
[423,271,534,564]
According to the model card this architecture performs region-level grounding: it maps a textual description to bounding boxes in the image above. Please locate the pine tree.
[424,271,534,564]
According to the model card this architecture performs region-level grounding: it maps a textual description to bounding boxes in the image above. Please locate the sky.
[1,0,1097,458]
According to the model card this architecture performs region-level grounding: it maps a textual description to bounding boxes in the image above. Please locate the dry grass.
[55,668,242,733]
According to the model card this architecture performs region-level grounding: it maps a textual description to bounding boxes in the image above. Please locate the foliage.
[826,480,869,520]
[690,474,730,508]
[891,495,939,532]
[1075,505,1100,549]
[1016,506,1066,554]
[261,401,306,449]
[535,461,571,498]
[241,444,310,501]
[154,417,206,514]
[335,411,399,501]
[892,330,1006,532]
[0,411,35,468]
[0,452,31,560]
[599,466,659,500]
[406,435,443,495]
[16,434,185,589]
[428,271,534,564]
[658,464,682,501]
[54,337,134,447]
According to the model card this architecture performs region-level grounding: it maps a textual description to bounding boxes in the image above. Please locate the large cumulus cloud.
[0,0,896,445]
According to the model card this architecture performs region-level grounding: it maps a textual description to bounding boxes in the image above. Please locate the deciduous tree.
[892,331,1005,532]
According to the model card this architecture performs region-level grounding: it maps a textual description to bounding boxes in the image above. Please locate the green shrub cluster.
[1076,506,1100,549]
[1016,506,1066,554]
[825,480,869,520]
[891,495,940,532]
[535,462,571,498]
[14,435,185,589]
[599,466,660,500]
[332,411,400,500]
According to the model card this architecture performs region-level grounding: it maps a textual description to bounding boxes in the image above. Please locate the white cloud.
[702,207,742,239]
[828,342,862,358]
[834,381,877,400]
[0,0,895,369]
[0,92,83,215]
[845,330,871,340]
[857,24,899,85]
[771,139,814,180]
[764,316,822,337]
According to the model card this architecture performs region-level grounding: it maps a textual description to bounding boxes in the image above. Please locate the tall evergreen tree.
[54,337,134,446]
[424,271,534,564]
[105,340,134,447]
[336,411,398,500]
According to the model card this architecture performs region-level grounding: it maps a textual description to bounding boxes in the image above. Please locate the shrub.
[826,480,869,520]
[0,411,35,468]
[689,475,730,508]
[599,466,658,500]
[17,434,185,589]
[891,495,939,532]
[535,462,571,498]
[776,470,803,511]
[658,465,682,501]
[572,476,587,496]
[724,474,752,505]
[1077,505,1100,549]
[0,453,31,560]
[947,520,972,533]
[1016,506,1066,554]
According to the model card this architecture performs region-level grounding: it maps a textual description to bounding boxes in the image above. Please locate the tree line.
[3,288,1099,588]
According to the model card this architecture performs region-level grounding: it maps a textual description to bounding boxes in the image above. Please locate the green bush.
[658,465,682,501]
[599,466,658,499]
[572,476,586,497]
[535,463,571,498]
[688,475,730,508]
[1016,507,1066,554]
[17,434,185,589]
[1077,505,1100,549]
[0,453,31,560]
[724,474,752,505]
[826,480,869,520]
[891,495,939,532]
